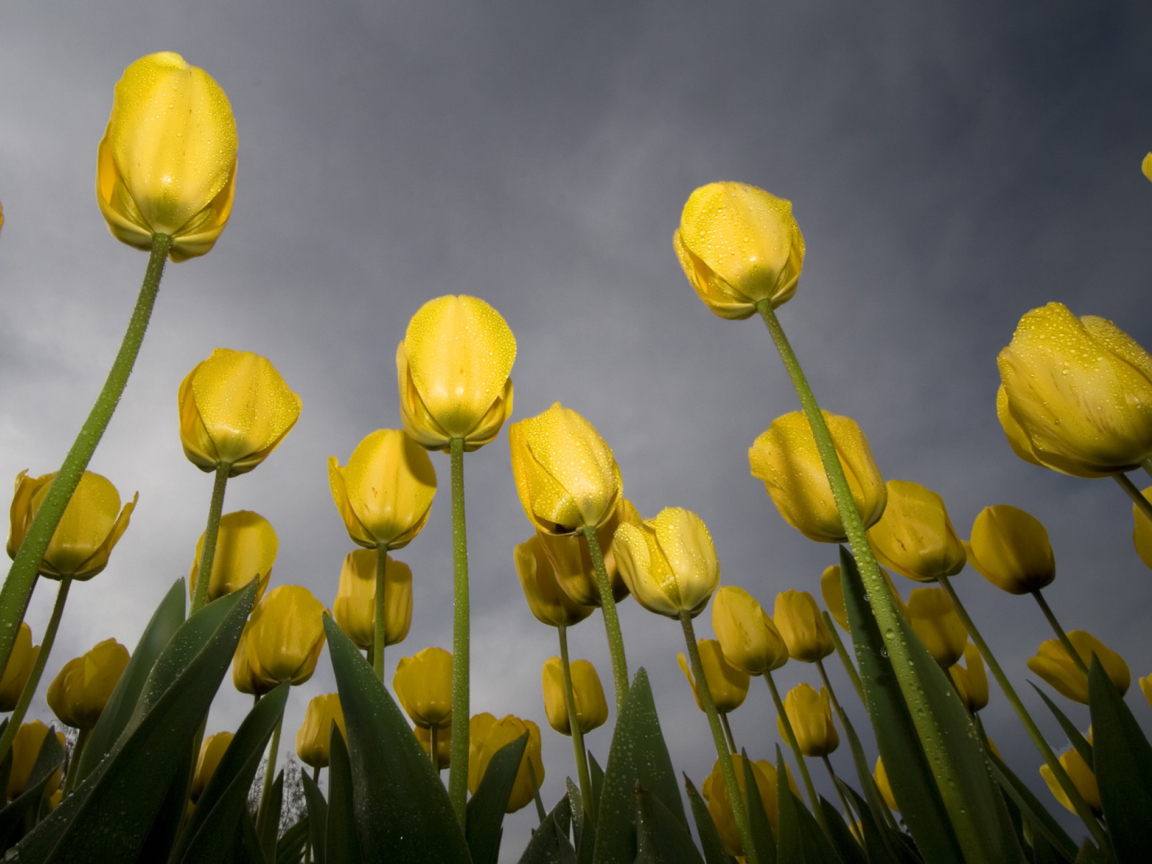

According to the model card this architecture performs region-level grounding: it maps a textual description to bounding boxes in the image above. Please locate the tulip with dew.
[867,480,966,583]
[773,590,834,663]
[468,714,545,815]
[905,588,967,669]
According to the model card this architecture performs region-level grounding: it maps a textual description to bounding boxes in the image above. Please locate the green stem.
[1030,589,1090,679]
[1143,458,1152,482]
[190,462,230,614]
[558,625,595,828]
[822,611,866,707]
[430,724,440,770]
[255,710,284,842]
[757,300,985,860]
[765,672,832,839]
[720,713,737,755]
[581,526,629,712]
[447,437,470,825]
[528,759,547,824]
[0,235,171,673]
[0,577,72,764]
[373,545,390,680]
[680,612,758,864]
[1114,471,1152,524]
[62,727,91,798]
[821,755,857,829]
[936,575,1108,849]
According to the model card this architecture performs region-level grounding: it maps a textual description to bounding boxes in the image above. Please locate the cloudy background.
[3,0,1152,854]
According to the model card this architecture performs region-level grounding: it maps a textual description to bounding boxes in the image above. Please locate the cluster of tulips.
[1,48,1151,864]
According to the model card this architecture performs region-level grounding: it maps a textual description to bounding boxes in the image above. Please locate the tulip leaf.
[236,805,268,864]
[76,577,186,783]
[323,616,469,863]
[1029,684,1094,770]
[632,781,705,864]
[325,725,359,864]
[589,751,604,820]
[466,732,528,864]
[1073,838,1112,864]
[276,818,310,864]
[566,777,592,864]
[517,794,576,864]
[300,767,328,864]
[0,726,65,849]
[683,775,734,864]
[1088,656,1152,864]
[984,746,1076,863]
[819,797,868,864]
[136,741,195,864]
[835,780,914,864]
[260,771,285,860]
[172,682,290,864]
[740,752,776,864]
[774,747,838,864]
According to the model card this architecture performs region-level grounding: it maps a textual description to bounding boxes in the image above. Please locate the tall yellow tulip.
[778,683,838,757]
[296,694,346,769]
[468,713,545,813]
[542,657,608,735]
[678,640,750,714]
[188,510,277,603]
[773,590,834,662]
[332,549,412,651]
[531,501,632,607]
[867,479,966,582]
[0,624,38,711]
[394,647,453,729]
[514,535,594,628]
[234,586,325,695]
[192,731,234,801]
[46,638,129,729]
[965,505,1055,594]
[1028,630,1129,704]
[611,507,719,619]
[906,588,967,668]
[1040,738,1101,815]
[711,586,787,675]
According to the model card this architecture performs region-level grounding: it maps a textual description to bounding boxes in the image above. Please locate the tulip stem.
[936,575,1108,849]
[821,755,857,829]
[1113,471,1152,525]
[680,612,758,864]
[430,725,439,770]
[447,437,470,826]
[191,462,231,615]
[62,727,91,798]
[526,759,547,823]
[720,713,737,755]
[581,526,629,712]
[822,612,866,707]
[0,234,172,674]
[0,576,71,764]
[756,299,986,860]
[373,546,391,681]
[1143,458,1152,482]
[558,624,596,828]
[765,671,832,839]
[255,710,284,846]
[1030,589,1090,679]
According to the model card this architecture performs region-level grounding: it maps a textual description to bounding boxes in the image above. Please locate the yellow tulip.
[949,643,989,712]
[396,295,516,451]
[514,535,594,628]
[611,506,719,619]
[296,694,346,769]
[332,549,412,651]
[46,638,129,729]
[532,498,634,607]
[468,713,545,813]
[8,470,136,581]
[1140,673,1152,711]
[394,647,453,729]
[711,585,787,675]
[867,479,966,583]
[778,683,838,757]
[674,182,805,319]
[178,348,302,476]
[997,303,1152,477]
[702,755,798,855]
[328,429,437,550]
[234,586,325,695]
[749,411,886,543]
[678,639,750,714]
[7,721,66,801]
[874,756,898,811]
[416,724,451,769]
[820,564,908,629]
[965,505,1055,594]
[541,657,608,736]
[0,623,39,711]
[773,590,834,662]
[906,588,967,668]
[1041,740,1101,815]
[188,510,277,604]
[96,52,237,262]
[1027,630,1129,704]
[192,731,234,801]
[1144,153,1152,183]
[1132,487,1152,570]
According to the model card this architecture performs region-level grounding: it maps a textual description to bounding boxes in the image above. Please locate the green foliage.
[466,733,528,864]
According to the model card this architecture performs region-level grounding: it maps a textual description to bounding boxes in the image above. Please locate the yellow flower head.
[778,683,839,757]
[189,510,277,604]
[332,549,412,651]
[702,755,798,855]
[531,499,634,608]
[394,647,453,729]
[906,587,967,668]
[233,586,325,695]
[296,693,346,769]
[867,479,966,583]
[0,623,38,712]
[678,639,750,714]
[1041,739,1101,815]
[949,643,989,712]
[773,590,834,663]
[541,657,608,736]
[46,638,129,729]
[1141,672,1152,712]
[874,756,898,811]
[7,722,66,802]
[514,535,595,628]
[468,713,545,813]
[965,505,1055,594]
[1027,630,1129,704]
[192,731,234,801]
[1132,487,1152,571]
[711,585,788,675]
[1143,152,1152,184]
[96,52,237,262]
[820,564,907,631]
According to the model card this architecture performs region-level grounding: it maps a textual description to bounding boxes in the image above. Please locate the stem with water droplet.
[1114,471,1152,524]
[582,525,629,712]
[191,462,231,615]
[447,437,470,825]
[373,545,391,680]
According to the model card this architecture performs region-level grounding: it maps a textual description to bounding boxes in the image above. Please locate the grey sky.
[2,1,1152,855]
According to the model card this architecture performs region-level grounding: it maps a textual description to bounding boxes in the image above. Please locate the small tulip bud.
[514,535,594,628]
[1040,738,1101,815]
[232,586,325,695]
[46,638,129,729]
[612,507,719,619]
[778,683,839,757]
[906,588,967,668]
[874,756,898,811]
[7,721,66,801]
[773,590,834,663]
[677,640,750,714]
[711,586,787,675]
[965,505,1055,594]
[949,644,989,712]
[1027,631,1129,704]
[189,510,277,604]
[867,480,966,583]
[192,731,234,801]
[393,647,453,730]
[296,694,346,770]
[332,549,412,651]
[468,713,544,813]
[541,657,608,736]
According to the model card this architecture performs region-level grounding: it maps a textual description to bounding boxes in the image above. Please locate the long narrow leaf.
[684,775,733,864]
[466,733,528,864]
[984,747,1076,863]
[0,728,65,849]
[1030,684,1093,770]
[300,767,328,864]
[632,782,705,864]
[325,726,358,864]
[740,752,775,864]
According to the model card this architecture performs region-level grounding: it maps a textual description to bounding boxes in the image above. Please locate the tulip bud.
[0,623,39,711]
[7,721,66,801]
[677,640,750,714]
[468,713,544,813]
[701,755,798,855]
[820,566,850,633]
[949,644,989,712]
[179,349,302,477]
[541,657,608,736]
[514,535,594,628]
[1140,673,1152,712]
[1040,740,1101,815]
[532,499,633,607]
[772,590,834,662]
[906,588,967,668]
[296,694,346,769]
[965,505,1055,594]
[749,411,886,543]
[1027,630,1129,704]
[611,506,719,619]
[96,53,237,262]
[46,638,129,729]
[393,647,453,729]
[189,510,277,604]
[997,303,1152,477]
[233,586,325,695]
[874,756,898,811]
[674,182,805,319]
[778,683,838,757]
[396,295,516,452]
[415,724,451,769]
[332,549,412,651]
[328,429,437,551]
[711,585,787,675]
[1144,152,1152,183]
[8,470,136,581]
[1132,487,1152,571]
[192,731,234,801]
[867,480,966,582]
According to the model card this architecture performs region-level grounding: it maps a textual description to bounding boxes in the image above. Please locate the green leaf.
[260,771,285,861]
[590,751,604,822]
[632,782,705,864]
[323,617,469,863]
[300,765,328,864]
[276,817,309,864]
[1072,838,1111,864]
[740,752,775,864]
[466,733,527,864]
[684,775,734,864]
[773,747,838,864]
[836,780,917,864]
[236,805,268,864]
[325,725,359,864]
[819,796,868,864]
[984,747,1076,863]
[518,794,576,864]
[1088,656,1152,864]
[1030,684,1093,770]
[566,777,592,864]
[136,743,195,864]
[0,726,66,849]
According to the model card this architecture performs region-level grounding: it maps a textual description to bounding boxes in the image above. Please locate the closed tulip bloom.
[46,638,129,729]
[394,647,453,729]
[711,585,787,675]
[0,623,39,711]
[749,411,887,543]
[1028,630,1129,704]
[1132,487,1152,570]
[96,53,237,262]
[675,182,805,319]
[1140,673,1152,711]
[778,683,838,757]
[542,657,608,735]
[416,724,451,769]
[296,694,346,769]
[468,713,545,813]
[611,507,719,619]
[231,628,259,695]
[396,295,516,451]
[8,470,136,581]
[1041,741,1101,815]
[867,480,966,583]
[189,510,277,604]
[702,755,798,855]
[678,640,750,714]
[1144,152,1152,183]
[332,549,412,651]
[874,757,898,811]
[820,564,908,629]
[906,588,967,668]
[773,590,834,662]
[514,535,594,628]
[997,303,1152,477]
[965,505,1055,594]
[949,643,989,712]
[237,586,326,694]
[192,731,234,801]
[328,429,437,550]
[7,721,66,801]
[532,498,633,607]
[179,349,302,477]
